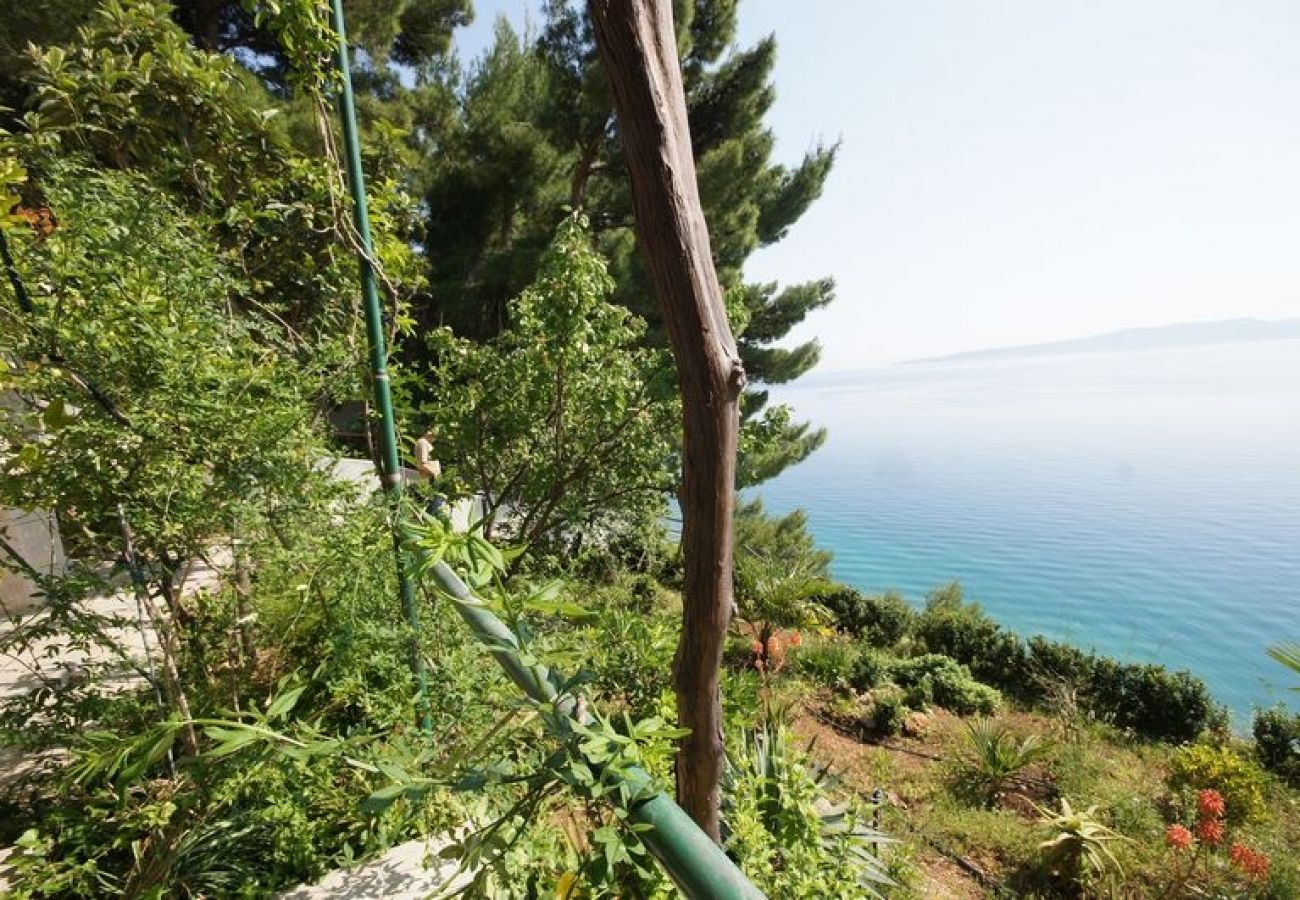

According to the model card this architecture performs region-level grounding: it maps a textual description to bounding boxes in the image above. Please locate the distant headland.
[905,317,1300,365]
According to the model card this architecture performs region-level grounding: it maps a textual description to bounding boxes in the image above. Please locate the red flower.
[1165,824,1193,851]
[1229,843,1270,879]
[1195,817,1224,846]
[1197,789,1226,821]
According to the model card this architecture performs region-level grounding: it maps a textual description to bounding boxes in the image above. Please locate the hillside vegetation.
[2,2,1298,898]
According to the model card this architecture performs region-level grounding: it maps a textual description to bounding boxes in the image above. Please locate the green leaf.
[202,726,262,758]
[265,685,305,721]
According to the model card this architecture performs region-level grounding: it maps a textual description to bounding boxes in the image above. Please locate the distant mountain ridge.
[906,317,1300,365]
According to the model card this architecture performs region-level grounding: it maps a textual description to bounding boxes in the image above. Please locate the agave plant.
[723,716,895,896]
[1034,798,1130,887]
[955,718,1050,804]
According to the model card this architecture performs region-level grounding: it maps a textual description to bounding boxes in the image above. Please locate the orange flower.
[765,634,786,672]
[1197,789,1226,821]
[1229,842,1270,880]
[787,630,802,648]
[1165,824,1193,852]
[1195,817,1224,846]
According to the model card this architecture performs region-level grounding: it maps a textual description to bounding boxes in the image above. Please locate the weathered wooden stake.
[589,0,746,841]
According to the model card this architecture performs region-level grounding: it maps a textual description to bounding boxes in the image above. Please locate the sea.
[754,340,1300,725]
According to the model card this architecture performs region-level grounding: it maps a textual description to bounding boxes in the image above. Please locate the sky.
[454,1,1300,369]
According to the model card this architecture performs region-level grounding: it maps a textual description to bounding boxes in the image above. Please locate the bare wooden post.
[589,0,745,840]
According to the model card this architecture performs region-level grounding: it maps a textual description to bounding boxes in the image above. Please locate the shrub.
[849,649,894,692]
[1166,744,1267,826]
[1025,637,1096,700]
[916,590,1219,742]
[866,591,916,646]
[869,686,909,737]
[901,678,933,712]
[627,574,660,613]
[1253,706,1300,784]
[793,639,859,689]
[914,586,1027,689]
[584,608,677,718]
[818,587,915,647]
[934,671,1002,717]
[841,582,1221,743]
[888,654,1001,716]
[814,586,868,634]
[1090,661,1220,743]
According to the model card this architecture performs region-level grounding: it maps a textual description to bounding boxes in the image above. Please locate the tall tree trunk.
[589,0,745,841]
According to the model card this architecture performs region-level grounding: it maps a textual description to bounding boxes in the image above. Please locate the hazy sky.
[455,1,1300,368]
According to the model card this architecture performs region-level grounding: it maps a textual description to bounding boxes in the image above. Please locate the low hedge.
[808,580,1221,742]
[914,586,1220,742]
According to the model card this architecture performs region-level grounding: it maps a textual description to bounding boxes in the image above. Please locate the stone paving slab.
[277,837,469,899]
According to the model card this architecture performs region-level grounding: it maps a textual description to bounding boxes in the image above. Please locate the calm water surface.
[757,341,1300,723]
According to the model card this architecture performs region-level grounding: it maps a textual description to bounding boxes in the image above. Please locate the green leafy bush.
[581,607,677,719]
[1025,636,1096,691]
[1090,660,1222,743]
[793,638,860,689]
[850,649,895,692]
[930,668,1001,717]
[724,719,894,896]
[1167,744,1267,826]
[883,655,1001,716]
[914,585,1027,688]
[868,687,909,737]
[817,588,915,647]
[864,591,917,647]
[913,587,1220,742]
[1253,706,1300,784]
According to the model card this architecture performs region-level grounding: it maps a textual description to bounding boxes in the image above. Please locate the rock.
[902,710,932,738]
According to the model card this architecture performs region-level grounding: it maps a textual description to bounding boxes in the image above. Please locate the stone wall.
[0,507,65,617]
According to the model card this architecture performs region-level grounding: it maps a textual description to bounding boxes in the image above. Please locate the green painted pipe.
[328,2,758,888]
[423,558,765,899]
[329,0,431,733]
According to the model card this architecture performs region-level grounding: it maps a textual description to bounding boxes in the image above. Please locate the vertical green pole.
[330,0,431,733]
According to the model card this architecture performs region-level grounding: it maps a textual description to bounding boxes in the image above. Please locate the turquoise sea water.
[755,341,1300,724]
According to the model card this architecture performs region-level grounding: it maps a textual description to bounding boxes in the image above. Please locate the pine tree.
[415,0,837,485]
[170,0,471,70]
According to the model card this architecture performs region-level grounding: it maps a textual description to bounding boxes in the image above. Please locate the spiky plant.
[955,718,1050,804]
[723,716,895,896]
[1034,798,1130,888]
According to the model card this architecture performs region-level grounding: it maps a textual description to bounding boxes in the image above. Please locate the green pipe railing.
[330,0,430,733]
[328,3,763,893]
[420,555,765,900]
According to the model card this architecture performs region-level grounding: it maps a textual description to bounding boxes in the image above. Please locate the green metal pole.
[330,0,431,733]
[418,552,765,899]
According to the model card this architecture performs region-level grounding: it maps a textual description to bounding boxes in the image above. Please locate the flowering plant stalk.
[1158,789,1270,897]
